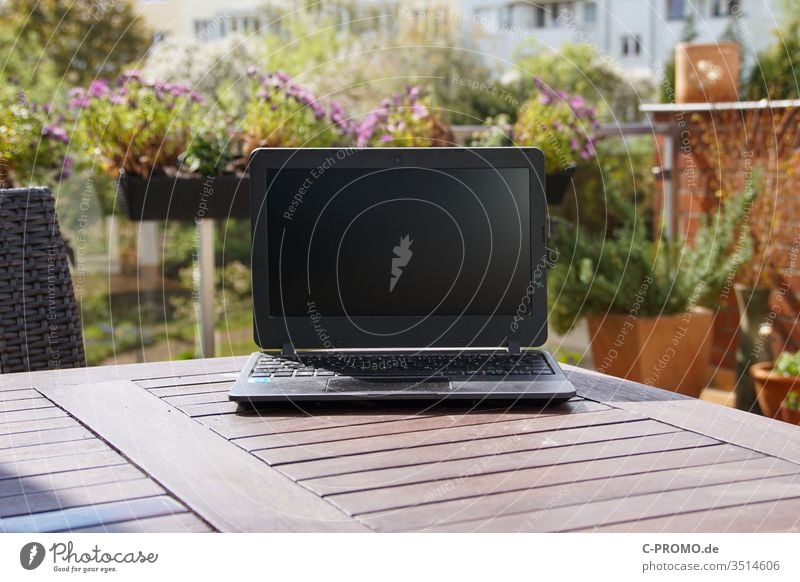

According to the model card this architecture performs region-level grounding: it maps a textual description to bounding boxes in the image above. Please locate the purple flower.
[411,101,428,119]
[119,70,143,84]
[88,79,109,98]
[42,124,69,144]
[68,97,90,109]
[246,66,258,77]
[539,94,552,105]
[378,133,393,142]
[189,91,203,103]
[569,95,585,110]
[275,71,292,84]
[110,95,126,105]
[54,156,73,182]
[407,85,422,100]
[569,138,580,152]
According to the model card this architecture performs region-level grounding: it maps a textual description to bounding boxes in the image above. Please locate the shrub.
[548,188,754,334]
[0,87,71,187]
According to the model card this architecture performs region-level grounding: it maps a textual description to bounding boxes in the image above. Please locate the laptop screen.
[263,167,532,319]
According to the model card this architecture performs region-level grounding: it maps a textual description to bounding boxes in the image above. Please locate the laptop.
[229,147,576,404]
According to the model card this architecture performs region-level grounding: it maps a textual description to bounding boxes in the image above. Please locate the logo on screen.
[389,234,413,292]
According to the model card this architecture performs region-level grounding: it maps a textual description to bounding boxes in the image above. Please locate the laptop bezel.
[248,146,549,351]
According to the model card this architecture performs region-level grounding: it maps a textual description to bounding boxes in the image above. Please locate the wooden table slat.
[326,443,763,514]
[149,382,233,399]
[0,450,128,481]
[358,456,800,531]
[39,380,369,532]
[232,400,609,452]
[198,405,600,440]
[274,420,685,481]
[0,389,42,403]
[0,437,108,464]
[0,426,94,451]
[303,431,724,495]
[0,478,165,519]
[586,497,800,532]
[0,398,58,414]
[424,473,800,532]
[0,407,68,425]
[254,409,648,465]
[0,416,78,437]
[72,512,214,533]
[0,495,187,533]
[0,464,145,499]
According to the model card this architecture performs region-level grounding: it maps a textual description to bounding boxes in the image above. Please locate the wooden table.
[2,356,800,533]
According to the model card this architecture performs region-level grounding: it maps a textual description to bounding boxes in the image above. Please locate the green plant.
[512,77,598,174]
[745,1,800,99]
[774,351,800,377]
[359,85,452,147]
[1,0,150,86]
[469,114,513,147]
[69,72,204,177]
[548,187,754,334]
[0,87,71,187]
[240,69,350,156]
[783,391,800,411]
[515,43,655,121]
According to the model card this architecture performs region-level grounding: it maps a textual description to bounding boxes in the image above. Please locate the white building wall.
[457,0,785,75]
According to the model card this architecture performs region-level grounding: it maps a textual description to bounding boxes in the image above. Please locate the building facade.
[457,0,783,73]
[134,0,785,74]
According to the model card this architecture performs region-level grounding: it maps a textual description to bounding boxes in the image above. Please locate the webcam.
[393,154,403,164]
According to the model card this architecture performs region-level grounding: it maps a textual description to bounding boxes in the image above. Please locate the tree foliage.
[1,0,151,86]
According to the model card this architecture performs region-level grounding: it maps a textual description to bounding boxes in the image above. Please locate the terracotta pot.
[675,42,740,103]
[587,308,714,397]
[780,405,800,425]
[749,362,800,419]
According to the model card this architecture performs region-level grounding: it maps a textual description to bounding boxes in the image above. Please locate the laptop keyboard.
[249,352,555,379]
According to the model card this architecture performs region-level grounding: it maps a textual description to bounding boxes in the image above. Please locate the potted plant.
[512,77,598,204]
[1,87,72,188]
[549,188,752,397]
[69,72,247,221]
[350,85,453,147]
[781,392,800,425]
[750,351,800,419]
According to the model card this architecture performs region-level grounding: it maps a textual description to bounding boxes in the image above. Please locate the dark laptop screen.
[263,167,531,318]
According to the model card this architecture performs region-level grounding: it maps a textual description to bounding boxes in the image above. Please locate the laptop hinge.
[281,343,296,357]
[507,340,521,355]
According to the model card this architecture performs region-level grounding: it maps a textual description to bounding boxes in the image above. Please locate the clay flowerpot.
[587,308,714,397]
[675,42,740,103]
[780,405,800,425]
[749,362,800,419]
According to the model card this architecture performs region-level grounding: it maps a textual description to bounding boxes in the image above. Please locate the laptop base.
[229,350,577,405]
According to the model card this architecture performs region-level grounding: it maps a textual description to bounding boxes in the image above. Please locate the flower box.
[545,164,576,205]
[118,173,249,221]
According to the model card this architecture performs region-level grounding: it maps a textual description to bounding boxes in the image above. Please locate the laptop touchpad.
[326,377,452,392]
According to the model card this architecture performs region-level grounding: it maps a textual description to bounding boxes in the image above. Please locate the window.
[583,1,597,23]
[551,2,573,26]
[499,5,513,27]
[667,0,685,20]
[712,0,740,16]
[534,4,546,28]
[621,34,642,57]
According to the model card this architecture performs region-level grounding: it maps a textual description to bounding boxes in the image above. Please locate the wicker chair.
[0,187,86,373]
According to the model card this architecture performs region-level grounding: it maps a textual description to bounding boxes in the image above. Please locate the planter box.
[587,308,714,397]
[545,165,576,205]
[118,173,250,221]
[750,362,800,419]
